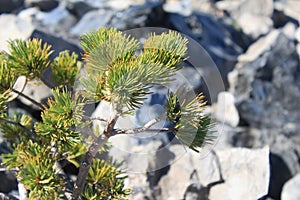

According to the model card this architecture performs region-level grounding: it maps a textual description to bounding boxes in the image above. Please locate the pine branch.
[0,83,44,109]
[0,118,36,140]
[72,112,120,199]
[113,115,166,135]
[72,134,107,199]
[8,86,44,110]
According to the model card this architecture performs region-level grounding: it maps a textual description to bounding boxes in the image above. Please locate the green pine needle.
[7,38,53,79]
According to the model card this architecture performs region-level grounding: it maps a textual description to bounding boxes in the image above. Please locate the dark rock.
[109,2,158,30]
[164,12,250,89]
[25,0,59,12]
[29,30,83,87]
[0,172,18,193]
[269,153,293,199]
[66,1,96,19]
[30,29,83,59]
[0,0,24,14]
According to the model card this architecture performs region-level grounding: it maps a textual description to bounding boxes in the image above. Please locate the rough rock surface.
[209,147,270,200]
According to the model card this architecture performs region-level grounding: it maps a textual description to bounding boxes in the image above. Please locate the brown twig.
[9,87,44,110]
[72,112,120,199]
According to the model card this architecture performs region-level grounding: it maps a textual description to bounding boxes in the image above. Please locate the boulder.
[0,14,34,52]
[209,146,270,200]
[157,145,221,200]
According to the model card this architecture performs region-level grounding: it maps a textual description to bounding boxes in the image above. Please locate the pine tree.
[0,27,214,199]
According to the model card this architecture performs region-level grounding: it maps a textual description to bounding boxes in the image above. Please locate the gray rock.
[281,173,300,200]
[213,92,239,127]
[0,14,34,52]
[65,1,96,19]
[157,145,221,200]
[217,0,273,38]
[109,2,158,30]
[209,146,270,200]
[34,6,70,26]
[70,9,113,36]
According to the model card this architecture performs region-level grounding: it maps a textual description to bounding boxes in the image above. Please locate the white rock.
[281,173,300,200]
[107,0,145,10]
[209,146,270,200]
[0,14,34,52]
[163,0,192,16]
[35,6,69,25]
[19,80,52,107]
[7,76,27,102]
[70,9,113,36]
[158,145,221,199]
[213,92,239,127]
[238,29,280,62]
[236,13,273,38]
[282,22,296,40]
[217,0,273,38]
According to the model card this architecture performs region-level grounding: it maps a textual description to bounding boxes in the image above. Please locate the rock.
[237,29,279,63]
[18,6,77,39]
[0,0,24,13]
[164,12,250,91]
[217,0,273,38]
[157,145,221,200]
[0,172,18,193]
[281,22,296,40]
[109,2,157,30]
[163,0,192,16]
[18,80,52,107]
[70,9,113,36]
[66,1,96,19]
[274,0,300,21]
[281,173,300,200]
[213,92,239,127]
[209,146,270,200]
[25,0,59,12]
[35,6,70,26]
[107,0,146,11]
[30,29,83,59]
[0,14,34,52]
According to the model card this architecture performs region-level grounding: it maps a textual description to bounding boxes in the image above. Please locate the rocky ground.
[1,0,300,199]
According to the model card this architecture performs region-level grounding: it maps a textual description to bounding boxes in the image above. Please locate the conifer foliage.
[0,27,214,199]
